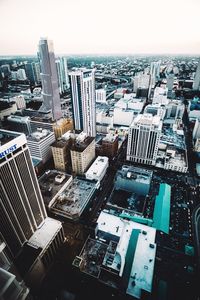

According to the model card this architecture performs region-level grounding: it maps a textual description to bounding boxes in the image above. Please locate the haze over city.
[1,1,200,300]
[0,0,200,55]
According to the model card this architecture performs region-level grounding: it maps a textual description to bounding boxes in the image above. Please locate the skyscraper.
[126,114,162,165]
[69,68,96,137]
[193,59,200,90]
[38,38,62,120]
[193,118,200,140]
[56,57,70,94]
[150,61,161,87]
[56,59,64,94]
[0,130,47,257]
[25,62,35,85]
[60,57,70,91]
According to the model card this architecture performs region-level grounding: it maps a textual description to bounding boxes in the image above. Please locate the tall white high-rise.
[69,68,96,137]
[56,59,64,94]
[150,61,161,87]
[133,74,150,93]
[61,57,70,90]
[193,118,200,140]
[38,38,62,120]
[126,114,162,165]
[193,59,200,90]
[166,73,174,91]
[56,57,70,94]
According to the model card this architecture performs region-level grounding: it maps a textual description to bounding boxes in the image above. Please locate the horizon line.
[0,52,200,58]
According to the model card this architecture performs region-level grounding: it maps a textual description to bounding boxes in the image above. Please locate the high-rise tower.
[150,61,161,87]
[0,130,47,257]
[193,59,200,90]
[69,68,96,137]
[38,38,62,120]
[126,114,162,165]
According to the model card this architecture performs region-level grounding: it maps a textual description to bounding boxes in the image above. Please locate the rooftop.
[75,210,157,298]
[0,130,27,160]
[116,165,153,185]
[103,133,118,143]
[27,128,53,142]
[132,114,162,128]
[70,135,95,152]
[51,139,70,149]
[153,184,171,234]
[160,126,186,150]
[51,177,96,219]
[0,129,22,146]
[28,217,62,248]
[86,156,109,178]
[39,170,72,206]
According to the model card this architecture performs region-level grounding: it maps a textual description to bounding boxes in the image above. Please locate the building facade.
[85,156,109,182]
[51,138,72,171]
[127,114,162,165]
[70,132,95,175]
[193,59,200,90]
[69,68,96,137]
[27,129,55,163]
[0,130,65,289]
[0,130,47,257]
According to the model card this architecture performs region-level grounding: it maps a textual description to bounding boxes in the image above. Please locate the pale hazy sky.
[0,0,200,55]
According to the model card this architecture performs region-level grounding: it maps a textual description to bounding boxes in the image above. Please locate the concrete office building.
[96,89,107,103]
[33,62,41,84]
[193,59,200,90]
[74,210,157,299]
[7,115,32,135]
[70,132,95,175]
[25,62,36,85]
[193,118,200,140]
[69,68,96,137]
[144,104,166,120]
[55,57,70,93]
[150,61,161,87]
[60,57,70,91]
[0,130,47,257]
[51,177,97,221]
[96,133,119,158]
[166,73,174,98]
[152,87,169,105]
[115,165,153,196]
[51,134,72,171]
[164,100,185,123]
[127,114,162,165]
[133,74,150,93]
[52,118,73,138]
[38,38,62,120]
[85,156,109,182]
[27,128,55,163]
[0,130,65,288]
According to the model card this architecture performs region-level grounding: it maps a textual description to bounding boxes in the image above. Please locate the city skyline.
[0,0,200,55]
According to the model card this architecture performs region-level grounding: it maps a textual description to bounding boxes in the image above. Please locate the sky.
[0,0,200,55]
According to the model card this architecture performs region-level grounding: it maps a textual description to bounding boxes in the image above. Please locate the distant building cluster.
[0,37,200,300]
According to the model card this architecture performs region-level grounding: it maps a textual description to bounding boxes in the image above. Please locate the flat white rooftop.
[131,114,162,128]
[86,156,108,178]
[28,217,62,249]
[126,233,156,299]
[97,211,156,298]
